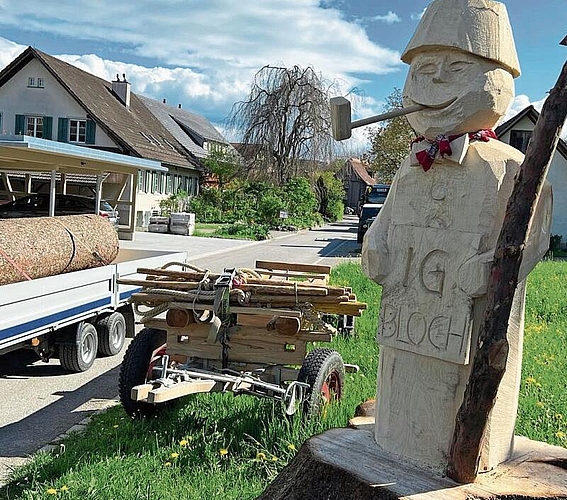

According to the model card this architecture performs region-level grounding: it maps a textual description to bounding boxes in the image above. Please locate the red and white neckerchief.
[412,129,498,172]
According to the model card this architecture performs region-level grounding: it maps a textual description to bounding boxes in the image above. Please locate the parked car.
[0,193,119,225]
[357,203,382,244]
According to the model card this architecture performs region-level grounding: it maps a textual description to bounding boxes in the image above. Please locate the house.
[495,105,567,247]
[335,158,377,210]
[140,97,233,158]
[0,46,229,232]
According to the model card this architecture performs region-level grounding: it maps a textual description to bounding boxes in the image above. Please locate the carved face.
[402,49,514,138]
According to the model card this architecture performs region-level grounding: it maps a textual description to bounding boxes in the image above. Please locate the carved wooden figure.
[362,0,552,474]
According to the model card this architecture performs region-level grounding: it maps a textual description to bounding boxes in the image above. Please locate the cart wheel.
[59,322,99,373]
[298,348,345,416]
[96,312,126,356]
[119,328,167,418]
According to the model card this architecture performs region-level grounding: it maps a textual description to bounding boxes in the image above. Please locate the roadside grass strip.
[1,261,565,499]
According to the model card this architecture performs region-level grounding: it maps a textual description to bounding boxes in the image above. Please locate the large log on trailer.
[0,214,119,285]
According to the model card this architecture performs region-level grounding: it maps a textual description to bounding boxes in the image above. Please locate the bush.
[214,222,270,240]
[186,177,323,230]
[315,172,345,222]
[549,234,562,252]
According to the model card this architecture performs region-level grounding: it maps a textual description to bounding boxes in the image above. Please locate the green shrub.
[315,172,345,222]
[214,222,270,240]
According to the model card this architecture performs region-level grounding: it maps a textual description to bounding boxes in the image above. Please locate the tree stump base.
[257,428,567,499]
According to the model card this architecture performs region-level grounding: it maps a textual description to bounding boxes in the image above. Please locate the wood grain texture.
[258,429,567,499]
[0,214,119,285]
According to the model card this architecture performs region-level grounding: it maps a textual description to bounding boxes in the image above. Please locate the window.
[26,116,43,138]
[27,76,45,88]
[509,130,532,154]
[69,119,86,143]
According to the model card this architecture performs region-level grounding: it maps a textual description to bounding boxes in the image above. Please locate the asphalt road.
[0,217,360,482]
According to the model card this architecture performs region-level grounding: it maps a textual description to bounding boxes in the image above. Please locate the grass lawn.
[192,223,223,237]
[1,260,566,499]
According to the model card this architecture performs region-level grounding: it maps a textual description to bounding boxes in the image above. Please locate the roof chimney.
[178,103,182,109]
[111,74,131,109]
[163,98,167,104]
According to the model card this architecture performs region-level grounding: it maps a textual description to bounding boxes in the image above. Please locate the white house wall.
[0,58,185,231]
[0,59,115,148]
[499,118,567,246]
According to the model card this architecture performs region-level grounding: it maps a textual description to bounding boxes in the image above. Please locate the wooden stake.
[447,60,567,483]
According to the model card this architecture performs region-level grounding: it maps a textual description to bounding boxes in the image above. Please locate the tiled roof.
[166,102,228,145]
[346,158,375,185]
[0,47,202,171]
[138,96,208,158]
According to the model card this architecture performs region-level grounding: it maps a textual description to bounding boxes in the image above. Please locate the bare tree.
[364,88,417,183]
[228,65,335,185]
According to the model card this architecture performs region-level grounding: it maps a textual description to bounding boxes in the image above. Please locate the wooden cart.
[118,261,366,418]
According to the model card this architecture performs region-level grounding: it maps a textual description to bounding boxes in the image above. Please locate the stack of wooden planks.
[119,261,367,365]
[121,260,367,322]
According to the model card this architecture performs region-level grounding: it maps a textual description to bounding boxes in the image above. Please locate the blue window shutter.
[15,114,25,135]
[43,116,53,140]
[86,119,96,144]
[58,118,69,142]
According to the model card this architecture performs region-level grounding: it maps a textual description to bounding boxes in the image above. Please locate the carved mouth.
[411,97,457,110]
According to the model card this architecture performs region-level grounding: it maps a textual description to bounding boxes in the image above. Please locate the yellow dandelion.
[536,401,545,408]
[536,382,542,388]
[256,452,266,461]
[219,448,228,456]
[46,488,58,495]
[170,452,180,459]
[287,443,296,451]
[525,376,537,385]
[164,461,172,467]
[271,456,278,462]
[179,439,189,447]
[555,414,563,420]
[556,431,565,440]
[60,486,69,492]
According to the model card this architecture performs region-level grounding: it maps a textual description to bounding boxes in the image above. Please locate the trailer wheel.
[119,328,167,419]
[59,322,99,372]
[298,348,345,416]
[96,312,126,356]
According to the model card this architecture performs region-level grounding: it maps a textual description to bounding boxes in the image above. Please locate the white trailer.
[0,249,186,373]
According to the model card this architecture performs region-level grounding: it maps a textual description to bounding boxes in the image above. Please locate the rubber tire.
[298,347,345,416]
[119,328,167,419]
[96,312,126,356]
[59,322,99,373]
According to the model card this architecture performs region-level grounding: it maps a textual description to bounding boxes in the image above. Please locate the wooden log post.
[447,60,567,483]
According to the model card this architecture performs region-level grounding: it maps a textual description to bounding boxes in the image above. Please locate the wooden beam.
[255,260,331,274]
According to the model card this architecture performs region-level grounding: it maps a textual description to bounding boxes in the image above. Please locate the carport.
[0,135,165,240]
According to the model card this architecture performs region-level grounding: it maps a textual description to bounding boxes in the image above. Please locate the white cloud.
[0,1,403,123]
[410,8,426,21]
[0,38,26,69]
[370,11,401,24]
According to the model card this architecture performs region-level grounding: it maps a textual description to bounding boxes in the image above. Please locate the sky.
[0,0,564,150]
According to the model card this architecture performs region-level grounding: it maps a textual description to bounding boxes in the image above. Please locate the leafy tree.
[315,171,345,222]
[228,65,335,185]
[365,88,417,183]
[203,149,241,189]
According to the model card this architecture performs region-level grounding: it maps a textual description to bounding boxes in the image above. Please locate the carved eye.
[448,61,472,72]
[415,63,437,75]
